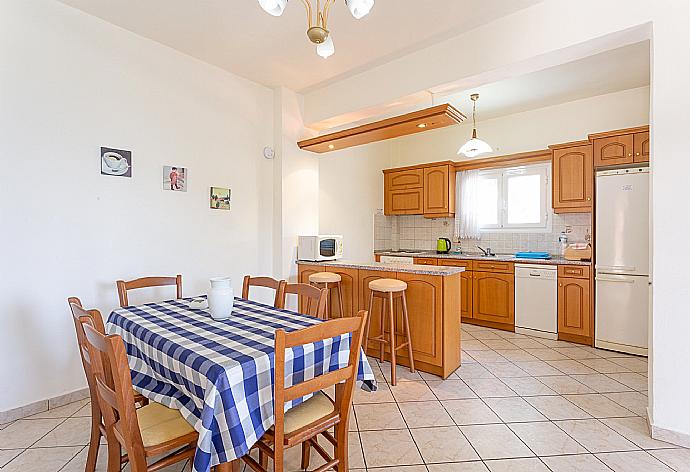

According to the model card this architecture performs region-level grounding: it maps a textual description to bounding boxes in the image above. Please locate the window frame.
[476,163,552,233]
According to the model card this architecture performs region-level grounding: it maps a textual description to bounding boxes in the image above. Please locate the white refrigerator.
[595,167,649,356]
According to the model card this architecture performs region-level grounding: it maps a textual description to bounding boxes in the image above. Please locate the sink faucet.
[477,246,495,256]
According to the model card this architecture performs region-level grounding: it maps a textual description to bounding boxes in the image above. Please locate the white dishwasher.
[515,264,558,339]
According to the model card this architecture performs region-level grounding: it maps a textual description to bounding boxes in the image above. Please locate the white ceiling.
[438,41,650,124]
[56,0,543,92]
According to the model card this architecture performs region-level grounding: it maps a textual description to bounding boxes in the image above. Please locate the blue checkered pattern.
[106,297,376,472]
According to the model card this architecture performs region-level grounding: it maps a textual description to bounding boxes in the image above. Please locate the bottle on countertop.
[558,231,568,256]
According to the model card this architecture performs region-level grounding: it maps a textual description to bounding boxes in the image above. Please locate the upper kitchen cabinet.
[550,140,593,213]
[383,162,456,217]
[589,125,650,168]
[423,164,456,218]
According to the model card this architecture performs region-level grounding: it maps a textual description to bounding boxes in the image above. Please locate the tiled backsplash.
[374,213,591,255]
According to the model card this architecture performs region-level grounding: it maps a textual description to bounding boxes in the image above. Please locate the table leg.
[335,384,349,471]
[214,459,241,472]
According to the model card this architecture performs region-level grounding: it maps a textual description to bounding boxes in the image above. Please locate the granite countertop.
[375,249,592,266]
[296,259,465,276]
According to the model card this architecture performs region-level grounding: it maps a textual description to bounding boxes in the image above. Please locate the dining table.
[106,296,376,472]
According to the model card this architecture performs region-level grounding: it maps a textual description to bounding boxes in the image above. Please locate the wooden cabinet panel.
[552,144,593,212]
[634,131,650,163]
[558,265,591,280]
[297,264,322,314]
[387,169,424,190]
[461,271,473,320]
[593,134,634,167]
[473,261,514,274]
[438,259,473,270]
[472,271,515,326]
[413,257,437,266]
[394,272,444,365]
[321,267,359,319]
[558,277,591,339]
[385,187,424,215]
[423,164,455,217]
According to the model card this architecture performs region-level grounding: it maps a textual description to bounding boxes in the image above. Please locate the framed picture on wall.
[210,187,231,210]
[100,147,132,177]
[163,165,187,192]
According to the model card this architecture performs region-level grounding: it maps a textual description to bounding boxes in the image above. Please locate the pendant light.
[257,0,374,58]
[458,93,493,158]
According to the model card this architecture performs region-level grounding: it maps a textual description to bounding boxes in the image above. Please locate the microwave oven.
[298,235,344,261]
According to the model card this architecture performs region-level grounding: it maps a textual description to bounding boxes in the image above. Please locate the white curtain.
[454,169,482,240]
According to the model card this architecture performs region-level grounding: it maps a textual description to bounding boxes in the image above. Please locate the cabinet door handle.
[628,153,633,157]
[636,152,641,156]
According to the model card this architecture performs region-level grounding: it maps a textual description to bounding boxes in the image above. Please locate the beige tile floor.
[2,324,689,471]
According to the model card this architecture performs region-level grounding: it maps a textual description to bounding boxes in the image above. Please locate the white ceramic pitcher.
[208,277,234,320]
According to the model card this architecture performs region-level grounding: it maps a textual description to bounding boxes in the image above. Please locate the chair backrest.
[68,298,107,423]
[273,311,368,450]
[82,323,146,465]
[116,275,182,307]
[284,283,328,319]
[242,276,287,308]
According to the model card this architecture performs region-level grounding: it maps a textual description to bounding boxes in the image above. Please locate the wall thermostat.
[263,146,275,159]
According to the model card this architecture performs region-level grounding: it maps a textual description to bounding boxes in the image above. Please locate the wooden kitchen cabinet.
[358,269,397,360]
[423,164,456,218]
[413,257,437,266]
[472,269,515,330]
[590,126,650,168]
[557,276,592,344]
[461,271,473,321]
[383,161,455,217]
[323,267,359,319]
[634,131,650,163]
[550,141,593,213]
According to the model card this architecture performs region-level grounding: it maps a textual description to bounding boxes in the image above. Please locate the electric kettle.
[436,238,451,254]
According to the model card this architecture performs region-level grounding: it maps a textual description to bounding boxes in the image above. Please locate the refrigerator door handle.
[596,275,636,283]
[596,264,637,272]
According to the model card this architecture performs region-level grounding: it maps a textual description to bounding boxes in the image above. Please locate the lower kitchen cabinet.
[461,271,473,320]
[323,267,359,319]
[472,271,515,330]
[557,276,592,344]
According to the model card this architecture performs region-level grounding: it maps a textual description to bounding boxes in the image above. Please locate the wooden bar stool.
[364,279,414,386]
[308,272,344,320]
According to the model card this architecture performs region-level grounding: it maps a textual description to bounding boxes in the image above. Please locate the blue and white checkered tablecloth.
[106,297,376,472]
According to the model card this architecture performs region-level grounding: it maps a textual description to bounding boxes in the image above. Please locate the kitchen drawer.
[438,259,473,270]
[558,265,591,279]
[473,260,514,274]
[414,257,437,266]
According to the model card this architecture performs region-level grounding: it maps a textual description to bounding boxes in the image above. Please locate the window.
[476,163,551,231]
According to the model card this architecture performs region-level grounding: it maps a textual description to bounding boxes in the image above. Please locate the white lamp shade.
[346,0,374,19]
[258,0,287,16]
[457,136,493,158]
[317,35,335,58]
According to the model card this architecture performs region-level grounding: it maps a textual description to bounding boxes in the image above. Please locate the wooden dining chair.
[242,275,287,308]
[68,297,150,472]
[283,283,328,319]
[116,275,182,307]
[243,310,368,472]
[82,322,199,472]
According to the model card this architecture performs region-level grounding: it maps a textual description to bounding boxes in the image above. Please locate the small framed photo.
[210,187,231,211]
[101,147,132,177]
[163,165,187,192]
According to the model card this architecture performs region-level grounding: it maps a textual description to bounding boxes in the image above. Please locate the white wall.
[319,87,649,265]
[392,87,650,166]
[0,1,274,412]
[319,142,394,262]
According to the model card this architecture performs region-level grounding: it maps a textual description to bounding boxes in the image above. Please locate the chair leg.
[84,418,101,472]
[336,282,345,318]
[364,291,374,353]
[259,450,269,469]
[335,421,349,472]
[388,292,397,386]
[105,432,121,472]
[301,441,311,469]
[401,291,415,373]
[324,283,331,320]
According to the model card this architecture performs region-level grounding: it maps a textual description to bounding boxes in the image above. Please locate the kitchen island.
[297,260,464,379]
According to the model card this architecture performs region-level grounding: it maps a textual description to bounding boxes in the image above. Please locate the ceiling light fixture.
[458,93,493,158]
[417,123,427,128]
[257,0,374,58]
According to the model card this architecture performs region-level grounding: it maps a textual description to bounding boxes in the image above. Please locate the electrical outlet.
[565,225,573,233]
